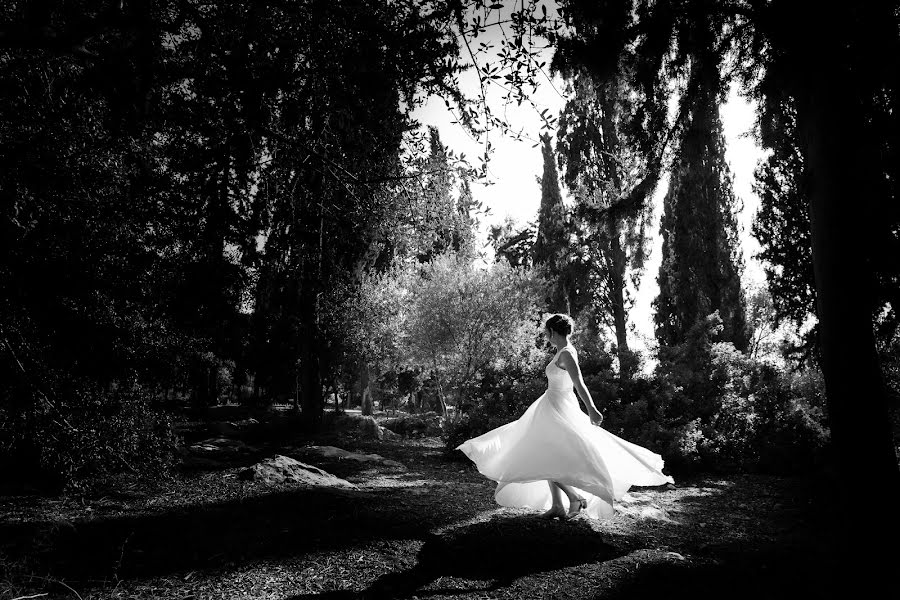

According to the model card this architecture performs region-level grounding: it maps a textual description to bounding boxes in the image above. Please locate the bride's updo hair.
[544,313,574,336]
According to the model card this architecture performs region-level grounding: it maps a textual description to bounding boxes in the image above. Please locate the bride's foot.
[539,505,566,519]
[565,496,587,519]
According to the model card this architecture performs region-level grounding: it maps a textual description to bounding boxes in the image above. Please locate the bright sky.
[411,5,767,356]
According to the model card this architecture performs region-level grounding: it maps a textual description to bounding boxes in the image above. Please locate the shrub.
[0,379,178,491]
[604,314,830,475]
[443,358,547,452]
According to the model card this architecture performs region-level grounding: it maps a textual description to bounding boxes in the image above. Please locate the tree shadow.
[596,547,836,600]
[287,514,623,599]
[0,484,464,583]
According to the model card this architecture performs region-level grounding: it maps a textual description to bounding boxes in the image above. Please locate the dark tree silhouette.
[557,0,900,591]
[653,27,748,352]
[555,68,655,374]
[532,133,574,313]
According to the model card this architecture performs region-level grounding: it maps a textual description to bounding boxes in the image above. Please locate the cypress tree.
[532,133,572,314]
[654,45,748,351]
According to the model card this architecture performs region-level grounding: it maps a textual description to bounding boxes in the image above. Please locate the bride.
[457,313,674,519]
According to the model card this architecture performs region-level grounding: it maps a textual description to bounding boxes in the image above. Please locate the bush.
[0,379,178,491]
[604,315,830,475]
[443,358,547,452]
[443,307,830,475]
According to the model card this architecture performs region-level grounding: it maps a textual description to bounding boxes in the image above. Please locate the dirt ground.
[0,422,840,600]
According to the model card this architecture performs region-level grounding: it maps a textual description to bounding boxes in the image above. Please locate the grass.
[0,415,840,599]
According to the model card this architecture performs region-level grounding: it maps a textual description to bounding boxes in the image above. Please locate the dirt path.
[1,434,838,599]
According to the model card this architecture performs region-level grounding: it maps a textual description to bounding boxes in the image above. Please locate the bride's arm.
[558,350,603,425]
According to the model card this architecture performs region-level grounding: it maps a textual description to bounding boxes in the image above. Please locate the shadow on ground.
[598,547,836,600]
[0,484,464,583]
[287,514,623,599]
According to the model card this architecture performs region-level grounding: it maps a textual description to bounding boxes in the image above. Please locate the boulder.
[359,415,382,439]
[182,437,258,469]
[190,437,253,454]
[378,413,443,437]
[332,413,401,441]
[304,445,406,470]
[210,418,260,437]
[381,426,401,441]
[239,455,357,488]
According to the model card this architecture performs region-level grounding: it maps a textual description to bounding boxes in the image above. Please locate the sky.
[410,4,768,355]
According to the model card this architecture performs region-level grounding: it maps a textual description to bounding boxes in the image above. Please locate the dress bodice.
[546,345,576,391]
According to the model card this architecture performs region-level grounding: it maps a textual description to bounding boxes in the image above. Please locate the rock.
[359,415,382,439]
[331,413,403,441]
[304,445,406,470]
[182,437,260,468]
[190,437,253,455]
[239,455,357,488]
[380,426,401,441]
[379,413,443,437]
[210,418,260,437]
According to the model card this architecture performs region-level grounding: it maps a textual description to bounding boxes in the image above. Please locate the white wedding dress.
[457,344,673,519]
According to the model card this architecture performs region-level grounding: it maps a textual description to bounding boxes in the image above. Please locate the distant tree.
[653,21,748,353]
[489,217,536,268]
[338,270,407,416]
[555,68,655,375]
[532,133,574,313]
[745,284,781,363]
[750,102,819,365]
[404,254,546,415]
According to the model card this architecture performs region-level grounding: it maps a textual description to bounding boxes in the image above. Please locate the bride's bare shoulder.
[557,346,578,366]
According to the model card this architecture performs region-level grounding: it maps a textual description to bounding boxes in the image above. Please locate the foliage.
[442,355,548,452]
[653,22,748,352]
[404,253,547,413]
[489,216,536,268]
[532,133,577,313]
[444,310,616,452]
[0,379,177,491]
[405,127,483,262]
[554,62,655,363]
[744,283,783,363]
[601,314,829,475]
[750,102,820,364]
[0,0,471,482]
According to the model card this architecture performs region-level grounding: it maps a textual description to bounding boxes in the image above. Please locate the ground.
[0,412,839,600]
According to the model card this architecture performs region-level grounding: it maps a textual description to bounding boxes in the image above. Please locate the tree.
[557,0,900,588]
[555,67,655,375]
[489,217,536,268]
[754,1,900,531]
[404,254,545,415]
[751,101,819,365]
[338,270,407,416]
[532,133,574,313]
[653,21,748,353]
[745,284,780,363]
[0,0,468,439]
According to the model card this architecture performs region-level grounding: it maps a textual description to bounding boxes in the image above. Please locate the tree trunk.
[360,363,374,416]
[792,6,899,590]
[297,290,323,429]
[434,372,448,417]
[599,86,634,379]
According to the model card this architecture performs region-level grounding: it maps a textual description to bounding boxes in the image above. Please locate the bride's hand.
[590,411,603,426]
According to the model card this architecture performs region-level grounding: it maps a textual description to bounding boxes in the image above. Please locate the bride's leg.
[556,482,587,518]
[540,481,566,518]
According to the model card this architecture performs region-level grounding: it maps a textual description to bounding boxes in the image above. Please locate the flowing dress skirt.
[457,385,673,519]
